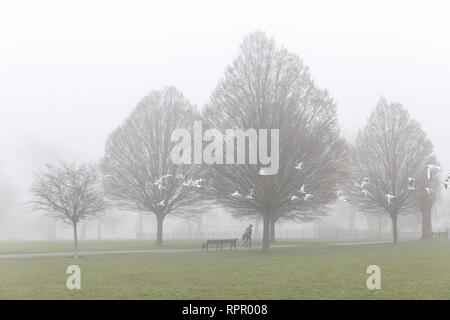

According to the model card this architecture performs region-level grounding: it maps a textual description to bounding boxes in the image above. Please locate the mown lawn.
[0,239,449,299]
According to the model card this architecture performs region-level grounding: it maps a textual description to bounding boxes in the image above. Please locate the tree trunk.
[270,218,276,243]
[391,214,398,244]
[421,208,432,239]
[156,214,164,246]
[73,223,79,258]
[262,214,270,250]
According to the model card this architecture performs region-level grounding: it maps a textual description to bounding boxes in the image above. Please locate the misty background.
[1,0,449,240]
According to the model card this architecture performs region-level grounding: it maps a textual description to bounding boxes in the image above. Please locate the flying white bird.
[338,196,348,202]
[385,194,395,205]
[295,161,303,170]
[193,179,205,188]
[258,168,270,175]
[361,190,368,197]
[355,178,369,189]
[304,193,313,201]
[427,164,441,181]
[290,195,300,201]
[426,187,434,195]
[231,190,241,198]
[176,174,184,179]
[299,184,306,194]
[158,200,165,206]
[360,178,369,188]
[246,189,255,199]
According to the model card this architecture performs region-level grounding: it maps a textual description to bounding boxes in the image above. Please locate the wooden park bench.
[202,238,237,251]
[431,230,448,239]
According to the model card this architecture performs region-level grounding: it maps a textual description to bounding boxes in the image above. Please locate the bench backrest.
[206,239,237,244]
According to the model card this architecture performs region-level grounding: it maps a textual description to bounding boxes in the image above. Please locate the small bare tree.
[30,161,106,257]
[345,98,437,243]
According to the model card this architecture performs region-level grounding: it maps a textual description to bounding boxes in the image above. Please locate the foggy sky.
[1,0,449,185]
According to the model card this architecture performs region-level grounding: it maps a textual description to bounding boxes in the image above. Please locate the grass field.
[0,239,449,299]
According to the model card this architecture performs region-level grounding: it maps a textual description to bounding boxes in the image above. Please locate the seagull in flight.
[299,184,306,194]
[304,193,313,201]
[290,195,300,201]
[295,161,303,170]
[193,179,205,188]
[360,178,369,188]
[231,190,241,198]
[427,164,441,181]
[355,178,369,189]
[385,194,395,205]
[246,189,255,199]
[258,168,270,175]
[426,187,434,195]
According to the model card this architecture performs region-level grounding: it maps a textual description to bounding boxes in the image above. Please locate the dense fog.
[1,0,449,241]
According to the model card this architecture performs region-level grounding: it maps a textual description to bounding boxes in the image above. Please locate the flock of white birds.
[352,164,449,206]
[151,162,450,208]
[152,174,205,207]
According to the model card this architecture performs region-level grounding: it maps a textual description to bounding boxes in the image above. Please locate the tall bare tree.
[101,87,203,246]
[203,32,346,249]
[345,98,437,243]
[30,161,106,257]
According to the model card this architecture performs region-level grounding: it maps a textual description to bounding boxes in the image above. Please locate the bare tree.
[345,98,437,243]
[101,87,203,246]
[30,161,106,257]
[203,32,346,249]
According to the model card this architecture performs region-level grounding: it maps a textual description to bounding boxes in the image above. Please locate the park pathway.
[0,244,300,259]
[327,241,392,246]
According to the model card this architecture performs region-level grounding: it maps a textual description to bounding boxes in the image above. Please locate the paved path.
[327,241,392,246]
[0,244,300,259]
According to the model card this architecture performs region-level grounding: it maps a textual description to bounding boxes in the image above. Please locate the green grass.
[1,239,450,299]
[0,239,203,254]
